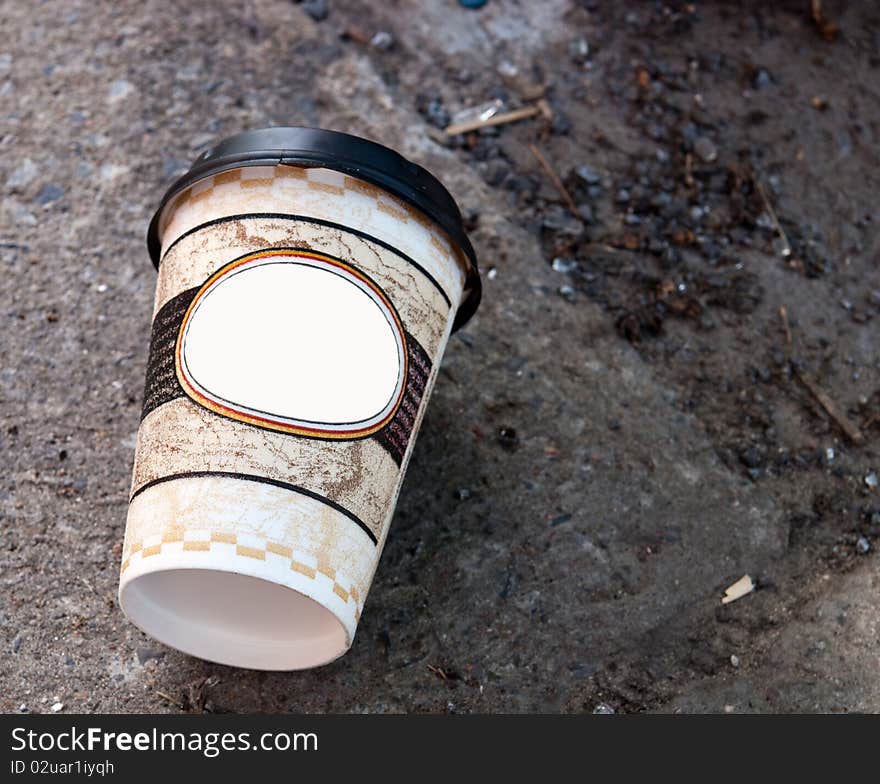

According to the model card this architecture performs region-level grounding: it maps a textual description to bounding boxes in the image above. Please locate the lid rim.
[146,128,481,330]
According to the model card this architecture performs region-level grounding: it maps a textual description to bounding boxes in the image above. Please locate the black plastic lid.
[147,127,481,330]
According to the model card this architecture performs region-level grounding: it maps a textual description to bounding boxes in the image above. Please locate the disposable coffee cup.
[119,128,480,669]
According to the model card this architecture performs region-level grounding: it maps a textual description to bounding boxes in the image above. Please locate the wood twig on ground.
[427,664,448,681]
[683,152,694,188]
[777,304,864,444]
[754,176,792,258]
[528,143,579,217]
[795,369,864,444]
[155,690,184,710]
[341,26,370,45]
[444,101,550,136]
[811,0,839,41]
[862,413,880,431]
[779,305,792,346]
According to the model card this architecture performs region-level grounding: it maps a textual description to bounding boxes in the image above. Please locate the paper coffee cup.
[119,128,480,669]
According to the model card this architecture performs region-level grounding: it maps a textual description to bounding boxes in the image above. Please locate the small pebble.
[12,634,21,653]
[497,61,518,78]
[416,91,449,129]
[370,31,394,51]
[730,654,740,667]
[551,257,577,273]
[593,703,615,714]
[35,183,64,205]
[483,159,508,187]
[866,472,878,489]
[693,136,717,163]
[856,536,870,554]
[752,67,773,90]
[497,426,519,452]
[577,203,594,223]
[487,267,497,280]
[107,78,133,102]
[681,122,698,143]
[558,285,576,303]
[455,487,472,501]
[6,158,38,190]
[825,447,835,462]
[739,445,763,469]
[51,702,64,712]
[755,212,775,230]
[569,38,590,64]
[574,165,601,185]
[541,206,583,238]
[301,0,329,22]
[551,109,571,136]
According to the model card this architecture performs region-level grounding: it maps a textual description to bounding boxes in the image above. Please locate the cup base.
[119,567,349,670]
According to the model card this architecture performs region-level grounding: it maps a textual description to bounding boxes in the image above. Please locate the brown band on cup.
[375,334,432,465]
[141,286,199,421]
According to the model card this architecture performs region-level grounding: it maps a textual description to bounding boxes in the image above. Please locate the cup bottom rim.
[119,565,350,671]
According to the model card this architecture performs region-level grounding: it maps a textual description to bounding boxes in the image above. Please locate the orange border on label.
[174,248,409,439]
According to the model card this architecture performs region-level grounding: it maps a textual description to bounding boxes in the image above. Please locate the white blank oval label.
[177,250,406,437]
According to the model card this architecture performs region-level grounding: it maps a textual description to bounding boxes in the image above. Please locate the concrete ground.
[1,0,879,713]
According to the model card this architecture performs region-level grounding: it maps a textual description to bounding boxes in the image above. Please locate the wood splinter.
[754,176,792,259]
[444,100,552,136]
[721,575,755,605]
[528,143,579,217]
[795,370,864,445]
[779,305,792,346]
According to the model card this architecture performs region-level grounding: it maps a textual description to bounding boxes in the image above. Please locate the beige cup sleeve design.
[134,218,446,548]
